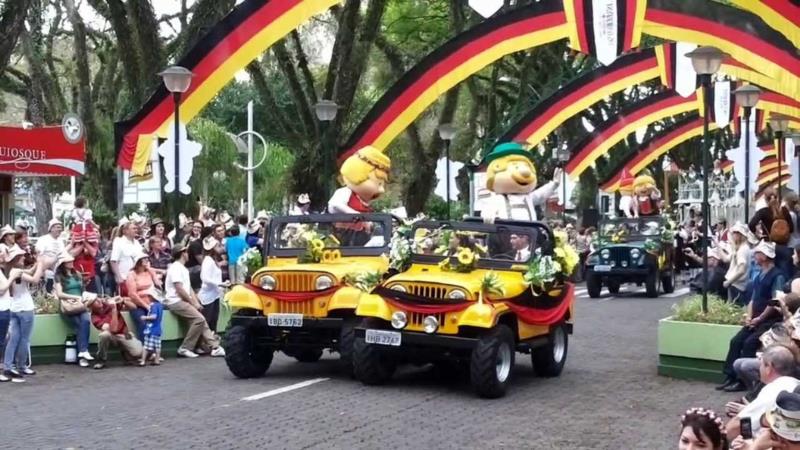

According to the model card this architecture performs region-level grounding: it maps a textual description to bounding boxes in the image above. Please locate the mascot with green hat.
[481,142,562,223]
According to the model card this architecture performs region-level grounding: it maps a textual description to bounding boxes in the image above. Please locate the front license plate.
[267,313,303,327]
[364,329,402,346]
[594,265,611,272]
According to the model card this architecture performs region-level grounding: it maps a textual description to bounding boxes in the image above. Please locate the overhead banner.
[729,0,800,48]
[563,0,647,65]
[710,80,737,128]
[0,126,85,176]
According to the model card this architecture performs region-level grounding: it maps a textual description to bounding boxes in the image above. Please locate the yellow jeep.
[353,219,574,398]
[222,213,393,378]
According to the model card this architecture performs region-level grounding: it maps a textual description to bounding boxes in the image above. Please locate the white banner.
[713,80,731,129]
[675,42,698,98]
[592,0,619,66]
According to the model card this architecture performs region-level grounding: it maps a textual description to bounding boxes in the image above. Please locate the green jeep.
[584,217,675,298]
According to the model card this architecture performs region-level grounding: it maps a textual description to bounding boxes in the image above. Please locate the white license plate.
[267,313,303,327]
[364,329,402,346]
[594,265,612,272]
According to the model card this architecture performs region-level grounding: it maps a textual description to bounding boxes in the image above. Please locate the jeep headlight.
[601,249,611,260]
[315,275,334,291]
[448,289,466,300]
[391,311,407,329]
[423,315,439,334]
[260,275,276,291]
[630,249,641,260]
[390,284,407,293]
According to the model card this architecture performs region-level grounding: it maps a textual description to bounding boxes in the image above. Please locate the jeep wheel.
[645,270,659,298]
[470,325,515,399]
[606,279,621,294]
[222,325,273,378]
[353,321,397,385]
[338,318,356,375]
[293,348,323,363]
[586,272,602,298]
[531,325,569,377]
[661,271,675,294]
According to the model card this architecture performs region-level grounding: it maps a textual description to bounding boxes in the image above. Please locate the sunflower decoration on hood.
[436,230,487,273]
[297,230,341,264]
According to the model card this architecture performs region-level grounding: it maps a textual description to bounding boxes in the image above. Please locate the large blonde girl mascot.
[328,146,391,214]
[481,142,561,223]
[633,174,661,216]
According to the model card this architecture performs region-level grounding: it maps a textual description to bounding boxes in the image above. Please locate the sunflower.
[457,247,475,266]
[330,250,342,261]
[321,250,334,263]
[311,239,325,252]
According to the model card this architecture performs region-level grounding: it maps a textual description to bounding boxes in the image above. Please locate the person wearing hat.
[149,218,172,251]
[199,237,230,332]
[0,225,16,264]
[162,244,225,358]
[35,218,66,293]
[124,252,159,340]
[740,388,800,449]
[685,246,728,299]
[290,193,311,215]
[2,245,44,382]
[724,223,755,306]
[0,243,24,382]
[720,241,787,393]
[53,253,96,367]
[480,142,561,223]
[110,221,144,295]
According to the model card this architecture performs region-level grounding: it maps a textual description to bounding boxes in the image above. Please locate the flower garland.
[479,271,505,304]
[553,231,580,277]
[524,232,579,293]
[237,247,263,278]
[384,215,426,272]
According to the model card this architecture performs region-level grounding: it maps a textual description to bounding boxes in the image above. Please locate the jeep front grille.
[610,248,630,264]
[273,273,320,292]
[409,312,445,328]
[276,300,315,315]
[404,283,449,299]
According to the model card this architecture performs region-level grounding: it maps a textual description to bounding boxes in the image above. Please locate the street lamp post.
[315,100,338,200]
[158,66,194,231]
[769,113,791,203]
[686,46,725,314]
[557,146,570,223]
[438,124,457,220]
[733,84,761,222]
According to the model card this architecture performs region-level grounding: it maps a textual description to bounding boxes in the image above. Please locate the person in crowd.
[164,245,225,358]
[685,247,728,299]
[90,296,143,369]
[170,213,190,246]
[36,218,65,292]
[95,227,114,296]
[139,292,163,366]
[510,233,531,262]
[730,388,800,450]
[750,187,794,243]
[124,253,159,340]
[147,235,171,277]
[186,224,213,291]
[110,221,143,295]
[14,227,35,267]
[0,247,20,382]
[290,193,311,215]
[237,215,249,239]
[787,194,800,248]
[723,223,754,305]
[71,196,93,226]
[54,254,97,367]
[246,219,264,248]
[727,345,800,440]
[68,225,99,292]
[2,246,44,382]
[679,408,726,450]
[716,220,729,243]
[199,236,229,332]
[226,225,248,284]
[149,218,172,251]
[0,225,16,263]
[181,220,203,247]
[720,241,787,392]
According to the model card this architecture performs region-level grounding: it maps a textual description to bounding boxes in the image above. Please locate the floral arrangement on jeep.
[433,230,488,273]
[524,231,579,293]
[292,229,342,264]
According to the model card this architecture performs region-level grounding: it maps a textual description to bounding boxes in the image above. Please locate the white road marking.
[241,378,330,401]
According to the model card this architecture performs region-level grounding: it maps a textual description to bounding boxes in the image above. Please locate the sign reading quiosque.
[0,126,85,176]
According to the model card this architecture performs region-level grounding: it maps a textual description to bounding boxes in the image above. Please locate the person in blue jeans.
[54,254,97,367]
[139,298,163,366]
[3,245,45,383]
[0,258,21,382]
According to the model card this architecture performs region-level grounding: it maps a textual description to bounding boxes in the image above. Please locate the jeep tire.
[606,279,621,294]
[586,272,602,298]
[470,324,515,399]
[353,320,397,385]
[532,324,569,377]
[645,270,659,298]
[223,325,273,378]
[338,318,356,374]
[661,270,675,294]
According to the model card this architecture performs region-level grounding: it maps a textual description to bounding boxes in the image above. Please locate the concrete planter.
[28,307,231,365]
[657,317,741,383]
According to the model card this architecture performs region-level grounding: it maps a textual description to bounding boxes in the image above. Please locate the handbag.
[60,296,86,315]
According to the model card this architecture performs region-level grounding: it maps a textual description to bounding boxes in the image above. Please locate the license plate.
[267,313,303,327]
[594,265,612,272]
[364,329,402,347]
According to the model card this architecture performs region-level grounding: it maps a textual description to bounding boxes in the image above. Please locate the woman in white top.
[0,225,16,264]
[2,245,44,382]
[199,237,229,333]
[723,223,752,305]
[0,243,21,382]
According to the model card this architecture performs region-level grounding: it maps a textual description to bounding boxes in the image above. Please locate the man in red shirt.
[90,296,143,369]
[69,229,99,292]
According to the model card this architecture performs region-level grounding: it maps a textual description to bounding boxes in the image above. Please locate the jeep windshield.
[410,221,542,268]
[269,213,393,257]
[599,218,663,243]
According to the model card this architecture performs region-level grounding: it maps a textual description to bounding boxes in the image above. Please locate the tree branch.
[272,40,317,138]
[323,0,361,100]
[289,30,318,106]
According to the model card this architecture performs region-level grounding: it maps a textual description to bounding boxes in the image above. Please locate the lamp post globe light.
[557,146,570,222]
[158,66,194,231]
[769,113,791,203]
[438,124,457,220]
[733,84,761,222]
[685,46,724,314]
[315,100,338,199]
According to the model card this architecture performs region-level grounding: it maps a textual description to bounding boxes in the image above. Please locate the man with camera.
[90,295,143,369]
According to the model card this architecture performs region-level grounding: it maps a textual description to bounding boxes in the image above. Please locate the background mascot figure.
[618,170,637,218]
[480,142,561,223]
[633,174,661,217]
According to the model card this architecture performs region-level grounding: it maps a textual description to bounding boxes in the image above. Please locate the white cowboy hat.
[256,210,269,220]
[48,218,63,230]
[297,194,311,205]
[118,216,130,227]
[766,390,800,442]
[6,245,25,261]
[754,240,777,259]
[203,236,220,252]
[14,219,29,231]
[729,223,749,238]
[247,220,261,234]
[132,252,150,266]
[0,225,15,240]
[54,253,75,272]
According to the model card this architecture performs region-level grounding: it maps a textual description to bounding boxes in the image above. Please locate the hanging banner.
[712,80,736,128]
[563,0,646,65]
[0,125,85,176]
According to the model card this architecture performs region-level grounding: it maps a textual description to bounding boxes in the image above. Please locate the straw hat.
[765,389,800,442]
[754,240,777,259]
[48,218,63,231]
[203,236,220,252]
[54,254,75,272]
[297,193,311,205]
[6,245,25,261]
[0,225,15,240]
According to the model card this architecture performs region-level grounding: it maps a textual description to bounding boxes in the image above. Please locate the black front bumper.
[587,267,650,277]
[354,327,478,350]
[230,315,344,331]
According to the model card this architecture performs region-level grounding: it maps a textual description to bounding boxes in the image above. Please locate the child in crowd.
[139,295,163,366]
[71,196,97,243]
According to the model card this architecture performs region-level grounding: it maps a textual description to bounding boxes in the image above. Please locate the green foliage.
[671,295,745,325]
[343,271,383,293]
[424,194,467,220]
[188,118,245,212]
[253,144,295,213]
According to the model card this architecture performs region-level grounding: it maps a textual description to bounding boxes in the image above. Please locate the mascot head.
[618,169,635,195]
[483,142,537,195]
[633,174,656,197]
[340,146,391,202]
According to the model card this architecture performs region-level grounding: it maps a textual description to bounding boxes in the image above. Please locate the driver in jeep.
[510,234,531,262]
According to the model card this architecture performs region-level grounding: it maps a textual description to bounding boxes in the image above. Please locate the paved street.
[1,283,727,449]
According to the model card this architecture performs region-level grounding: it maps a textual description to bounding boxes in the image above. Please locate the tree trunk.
[126,0,165,93]
[0,0,32,75]
[103,0,145,104]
